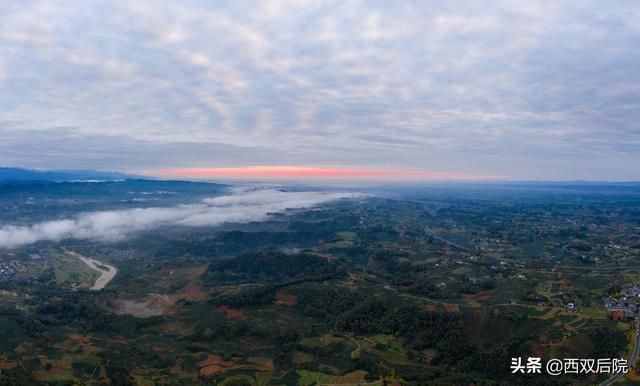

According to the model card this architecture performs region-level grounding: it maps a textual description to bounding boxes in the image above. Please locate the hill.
[0,167,130,182]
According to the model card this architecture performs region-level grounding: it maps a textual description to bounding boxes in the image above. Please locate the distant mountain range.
[0,167,132,182]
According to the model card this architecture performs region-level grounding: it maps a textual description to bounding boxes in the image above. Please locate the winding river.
[66,250,117,290]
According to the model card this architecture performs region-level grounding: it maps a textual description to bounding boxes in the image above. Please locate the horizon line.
[3,166,640,183]
[146,166,507,181]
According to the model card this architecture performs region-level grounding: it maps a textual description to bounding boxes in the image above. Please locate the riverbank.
[66,250,117,290]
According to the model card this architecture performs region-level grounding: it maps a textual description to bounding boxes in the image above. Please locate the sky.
[0,0,639,181]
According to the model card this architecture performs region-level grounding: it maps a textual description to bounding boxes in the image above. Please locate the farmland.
[0,180,639,384]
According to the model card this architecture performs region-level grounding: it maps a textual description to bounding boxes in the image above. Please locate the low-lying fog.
[0,188,361,248]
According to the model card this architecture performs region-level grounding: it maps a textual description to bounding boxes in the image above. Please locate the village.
[0,259,27,282]
[604,284,640,320]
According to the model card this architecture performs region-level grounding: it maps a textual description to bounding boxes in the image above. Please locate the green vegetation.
[1,182,639,384]
[202,252,344,285]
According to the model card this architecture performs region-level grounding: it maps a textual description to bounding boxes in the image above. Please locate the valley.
[0,180,639,385]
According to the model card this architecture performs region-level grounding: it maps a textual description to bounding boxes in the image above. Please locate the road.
[425,230,640,274]
[599,318,640,386]
[422,230,640,384]
[340,334,362,359]
[418,231,640,385]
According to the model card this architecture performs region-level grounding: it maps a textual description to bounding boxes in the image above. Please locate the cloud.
[0,125,282,169]
[0,188,361,248]
[0,1,638,179]
[152,166,503,180]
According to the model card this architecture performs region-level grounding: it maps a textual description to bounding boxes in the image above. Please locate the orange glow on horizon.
[149,166,505,180]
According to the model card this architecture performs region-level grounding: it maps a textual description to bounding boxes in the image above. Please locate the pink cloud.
[150,166,505,180]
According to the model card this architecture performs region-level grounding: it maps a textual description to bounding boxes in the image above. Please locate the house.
[604,285,640,319]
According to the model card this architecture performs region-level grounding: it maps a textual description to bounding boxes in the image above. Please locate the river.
[66,250,117,290]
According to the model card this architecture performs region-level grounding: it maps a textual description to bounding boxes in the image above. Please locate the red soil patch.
[610,310,626,320]
[60,334,91,354]
[107,337,129,346]
[199,364,225,377]
[0,361,16,370]
[197,354,236,377]
[561,279,570,288]
[41,356,72,370]
[478,295,494,301]
[443,303,458,311]
[246,357,274,371]
[180,283,208,301]
[328,370,368,384]
[35,356,73,379]
[274,291,297,306]
[55,357,66,369]
[195,353,273,378]
[215,305,247,319]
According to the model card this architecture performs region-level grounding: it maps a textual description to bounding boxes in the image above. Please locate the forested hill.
[0,167,130,182]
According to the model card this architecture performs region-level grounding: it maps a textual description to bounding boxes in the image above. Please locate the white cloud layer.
[0,1,639,179]
[0,188,360,248]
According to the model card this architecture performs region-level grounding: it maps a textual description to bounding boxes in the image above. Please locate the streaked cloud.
[0,1,638,180]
